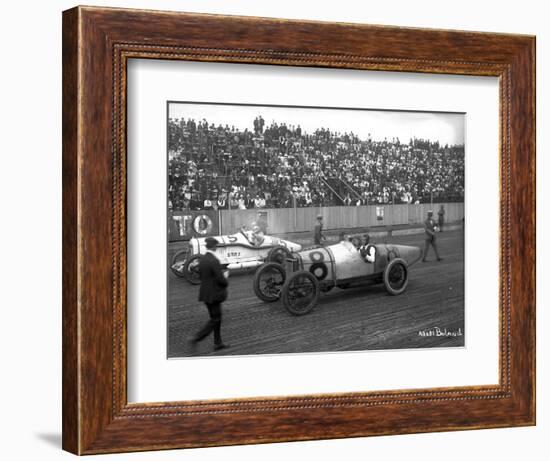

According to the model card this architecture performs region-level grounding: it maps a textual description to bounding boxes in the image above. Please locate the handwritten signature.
[418,327,463,337]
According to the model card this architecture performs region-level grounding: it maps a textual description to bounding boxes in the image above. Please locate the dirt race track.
[168,228,465,358]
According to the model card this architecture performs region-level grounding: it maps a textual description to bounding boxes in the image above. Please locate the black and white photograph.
[2,0,543,459]
[167,102,465,358]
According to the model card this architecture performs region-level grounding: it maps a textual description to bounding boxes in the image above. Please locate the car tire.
[383,257,408,295]
[281,270,320,316]
[183,254,202,285]
[266,245,292,265]
[170,246,190,278]
[253,263,286,302]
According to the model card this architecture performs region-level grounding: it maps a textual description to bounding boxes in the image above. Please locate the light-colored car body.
[292,240,421,283]
[171,229,302,283]
[190,230,302,269]
[253,239,422,315]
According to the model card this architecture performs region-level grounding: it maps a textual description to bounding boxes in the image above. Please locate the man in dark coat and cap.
[422,210,443,262]
[191,237,229,350]
[313,214,326,246]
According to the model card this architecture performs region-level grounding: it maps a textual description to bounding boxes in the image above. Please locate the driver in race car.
[359,233,376,263]
[250,224,265,246]
[242,212,267,247]
[242,225,264,247]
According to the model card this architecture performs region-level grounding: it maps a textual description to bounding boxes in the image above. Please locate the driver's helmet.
[350,236,362,249]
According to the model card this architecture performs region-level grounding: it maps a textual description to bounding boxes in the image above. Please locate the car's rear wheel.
[383,258,408,295]
[281,271,320,315]
[183,254,202,285]
[266,245,291,265]
[253,263,286,302]
[170,246,190,277]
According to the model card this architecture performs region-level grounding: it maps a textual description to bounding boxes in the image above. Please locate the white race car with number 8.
[253,240,422,315]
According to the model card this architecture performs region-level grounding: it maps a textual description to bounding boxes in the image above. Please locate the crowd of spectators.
[168,116,465,212]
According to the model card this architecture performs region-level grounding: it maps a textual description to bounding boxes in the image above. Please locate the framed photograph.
[62,6,535,454]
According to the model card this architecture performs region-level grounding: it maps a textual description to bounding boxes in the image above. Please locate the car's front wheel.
[253,263,286,302]
[183,254,202,285]
[281,271,320,315]
[170,246,190,277]
[383,258,408,295]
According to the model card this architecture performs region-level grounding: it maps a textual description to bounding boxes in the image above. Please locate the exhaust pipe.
[227,260,263,271]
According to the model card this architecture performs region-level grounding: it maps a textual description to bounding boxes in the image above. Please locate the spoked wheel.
[266,245,291,265]
[253,263,286,302]
[281,271,320,316]
[183,254,202,285]
[383,258,408,295]
[170,246,191,278]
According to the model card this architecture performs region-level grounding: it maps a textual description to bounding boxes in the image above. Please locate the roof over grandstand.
[169,101,465,147]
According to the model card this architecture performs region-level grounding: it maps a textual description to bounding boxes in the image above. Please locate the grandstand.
[168,117,465,212]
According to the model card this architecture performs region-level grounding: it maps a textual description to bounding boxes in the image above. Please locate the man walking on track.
[191,237,229,351]
[314,214,326,246]
[422,210,443,262]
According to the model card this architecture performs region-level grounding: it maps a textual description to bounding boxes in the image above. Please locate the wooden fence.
[218,203,464,235]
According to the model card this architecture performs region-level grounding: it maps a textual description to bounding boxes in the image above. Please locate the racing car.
[170,227,302,284]
[253,240,422,315]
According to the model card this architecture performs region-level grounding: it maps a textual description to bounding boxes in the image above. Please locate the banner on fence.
[169,210,219,241]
